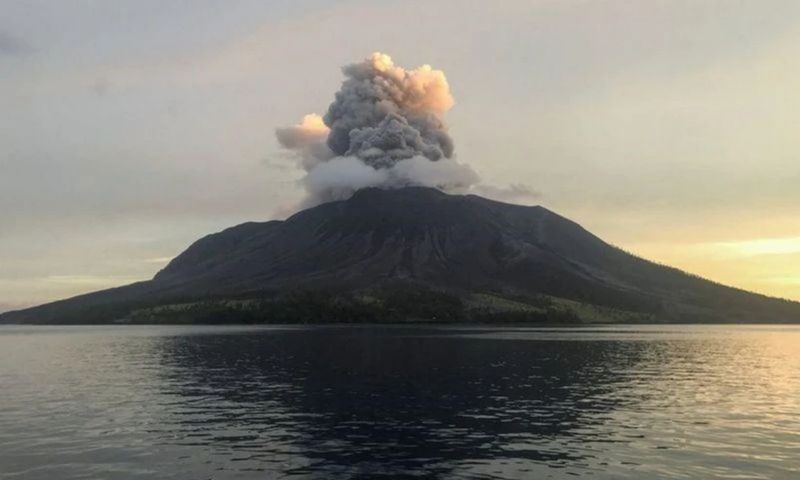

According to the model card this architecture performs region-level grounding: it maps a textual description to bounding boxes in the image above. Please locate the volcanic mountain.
[3,187,799,324]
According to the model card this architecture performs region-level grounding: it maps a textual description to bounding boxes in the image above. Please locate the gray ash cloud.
[276,52,476,206]
[275,52,539,211]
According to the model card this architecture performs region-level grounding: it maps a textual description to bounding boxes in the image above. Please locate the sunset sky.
[2,0,799,311]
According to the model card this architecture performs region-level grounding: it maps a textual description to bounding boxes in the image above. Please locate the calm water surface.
[0,324,798,479]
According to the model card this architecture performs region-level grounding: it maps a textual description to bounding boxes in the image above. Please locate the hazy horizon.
[3,0,800,310]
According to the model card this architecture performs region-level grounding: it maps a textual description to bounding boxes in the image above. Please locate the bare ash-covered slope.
[3,187,799,324]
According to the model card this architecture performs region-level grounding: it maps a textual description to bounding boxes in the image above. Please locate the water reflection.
[151,328,655,477]
[1,325,798,479]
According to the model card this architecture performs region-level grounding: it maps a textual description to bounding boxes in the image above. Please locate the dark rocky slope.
[3,187,799,324]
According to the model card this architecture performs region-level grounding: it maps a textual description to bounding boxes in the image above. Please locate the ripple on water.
[0,324,798,479]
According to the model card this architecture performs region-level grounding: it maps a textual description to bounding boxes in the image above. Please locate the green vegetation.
[125,288,464,324]
[464,292,652,323]
[118,287,651,325]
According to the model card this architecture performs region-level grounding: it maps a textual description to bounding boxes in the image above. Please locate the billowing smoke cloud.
[275,114,333,171]
[325,53,454,167]
[276,52,478,207]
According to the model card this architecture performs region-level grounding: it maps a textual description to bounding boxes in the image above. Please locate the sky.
[2,0,800,311]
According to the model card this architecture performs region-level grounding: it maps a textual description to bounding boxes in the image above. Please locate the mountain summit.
[3,187,799,324]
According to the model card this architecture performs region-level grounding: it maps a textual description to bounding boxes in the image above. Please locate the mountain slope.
[2,187,799,324]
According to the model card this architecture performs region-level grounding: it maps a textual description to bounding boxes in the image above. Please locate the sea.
[0,324,798,479]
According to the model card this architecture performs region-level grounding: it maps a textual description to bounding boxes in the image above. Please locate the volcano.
[3,187,799,324]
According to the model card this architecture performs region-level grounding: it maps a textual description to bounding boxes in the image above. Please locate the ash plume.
[276,52,477,207]
[275,114,333,171]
